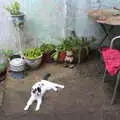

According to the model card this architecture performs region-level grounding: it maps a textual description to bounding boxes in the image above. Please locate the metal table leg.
[98,24,114,48]
[111,72,120,104]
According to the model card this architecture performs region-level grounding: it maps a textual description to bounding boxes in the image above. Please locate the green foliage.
[0,50,13,59]
[5,1,21,15]
[51,52,59,61]
[57,38,73,51]
[0,55,9,72]
[72,36,90,56]
[24,33,96,61]
[24,48,43,59]
[54,31,96,59]
[24,44,56,60]
[0,64,6,72]
[40,43,56,53]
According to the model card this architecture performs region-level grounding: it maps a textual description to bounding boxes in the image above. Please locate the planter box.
[24,55,43,69]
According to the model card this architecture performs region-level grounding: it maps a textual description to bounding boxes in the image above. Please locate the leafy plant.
[58,39,73,51]
[0,64,7,72]
[24,48,43,59]
[65,31,96,55]
[0,55,9,72]
[5,1,21,15]
[73,36,90,56]
[51,52,59,61]
[0,50,13,59]
[40,43,56,53]
[52,31,96,62]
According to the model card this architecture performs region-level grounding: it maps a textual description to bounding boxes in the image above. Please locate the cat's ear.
[37,87,41,93]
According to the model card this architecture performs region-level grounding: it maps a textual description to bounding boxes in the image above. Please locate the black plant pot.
[42,50,56,63]
[0,55,9,82]
[0,70,7,82]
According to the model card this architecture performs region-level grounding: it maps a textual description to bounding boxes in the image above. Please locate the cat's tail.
[43,73,51,80]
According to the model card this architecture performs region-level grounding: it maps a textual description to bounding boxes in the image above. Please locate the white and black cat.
[24,73,64,111]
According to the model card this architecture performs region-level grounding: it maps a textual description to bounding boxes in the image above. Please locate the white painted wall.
[0,0,20,51]
[0,0,120,50]
[67,0,120,37]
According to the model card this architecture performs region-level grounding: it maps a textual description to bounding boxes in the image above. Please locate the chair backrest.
[110,36,120,49]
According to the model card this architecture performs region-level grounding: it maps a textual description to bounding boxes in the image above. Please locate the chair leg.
[103,69,107,83]
[111,72,120,105]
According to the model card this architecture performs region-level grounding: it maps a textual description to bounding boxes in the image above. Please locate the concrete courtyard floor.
[1,57,120,120]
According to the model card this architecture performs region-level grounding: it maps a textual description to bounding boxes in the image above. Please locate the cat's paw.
[35,108,40,111]
[53,87,57,92]
[24,106,29,111]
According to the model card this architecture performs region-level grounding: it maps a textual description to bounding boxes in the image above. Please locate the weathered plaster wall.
[66,0,120,38]
[21,0,66,48]
[0,0,66,50]
[1,0,120,50]
[22,0,120,47]
[0,0,20,51]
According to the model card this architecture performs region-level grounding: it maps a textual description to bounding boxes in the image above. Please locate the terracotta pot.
[58,51,66,63]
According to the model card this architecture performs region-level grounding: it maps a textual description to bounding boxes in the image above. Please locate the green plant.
[0,64,7,72]
[65,31,96,55]
[0,55,9,72]
[24,48,43,59]
[54,31,96,62]
[74,36,90,56]
[5,1,21,15]
[0,50,13,59]
[56,35,76,52]
[40,43,56,53]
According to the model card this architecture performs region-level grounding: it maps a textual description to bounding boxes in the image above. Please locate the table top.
[88,9,120,25]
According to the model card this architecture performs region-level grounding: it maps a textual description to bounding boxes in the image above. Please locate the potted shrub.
[5,1,25,27]
[76,37,90,63]
[66,31,96,63]
[23,48,43,69]
[53,31,95,64]
[52,38,73,63]
[40,43,56,63]
[73,37,97,63]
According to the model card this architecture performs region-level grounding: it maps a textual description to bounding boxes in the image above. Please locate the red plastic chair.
[102,36,120,104]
